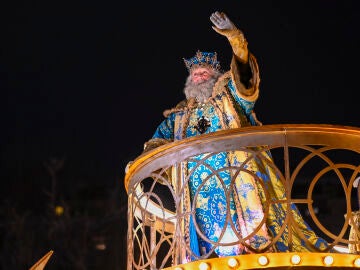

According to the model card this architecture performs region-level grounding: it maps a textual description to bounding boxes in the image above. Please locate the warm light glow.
[54,205,64,216]
[95,243,106,250]
[323,255,334,266]
[354,258,360,267]
[198,262,209,270]
[291,254,301,265]
[162,253,360,269]
[227,257,238,267]
[258,255,268,266]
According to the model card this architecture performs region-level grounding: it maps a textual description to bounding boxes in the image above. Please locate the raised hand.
[210,11,248,63]
[210,11,236,31]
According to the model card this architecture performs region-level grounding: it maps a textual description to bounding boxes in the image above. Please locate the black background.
[2,0,360,268]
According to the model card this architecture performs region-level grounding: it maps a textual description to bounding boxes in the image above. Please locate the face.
[191,67,214,84]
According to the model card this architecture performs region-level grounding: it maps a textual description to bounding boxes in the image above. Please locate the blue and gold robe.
[145,54,329,259]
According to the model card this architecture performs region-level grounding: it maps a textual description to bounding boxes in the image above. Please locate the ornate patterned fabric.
[348,211,360,253]
[146,54,329,260]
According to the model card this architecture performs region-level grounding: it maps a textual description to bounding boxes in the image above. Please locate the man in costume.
[140,11,330,259]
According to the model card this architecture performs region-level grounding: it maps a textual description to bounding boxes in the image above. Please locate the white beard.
[183,72,222,103]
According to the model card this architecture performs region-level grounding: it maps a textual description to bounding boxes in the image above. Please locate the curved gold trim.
[163,252,360,269]
[125,124,360,192]
[125,124,360,269]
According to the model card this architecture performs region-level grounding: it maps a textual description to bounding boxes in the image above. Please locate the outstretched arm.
[210,11,254,89]
[210,11,248,63]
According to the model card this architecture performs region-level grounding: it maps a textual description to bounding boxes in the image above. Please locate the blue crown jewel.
[183,50,221,72]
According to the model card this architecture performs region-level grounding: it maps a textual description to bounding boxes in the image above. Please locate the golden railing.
[124,124,360,270]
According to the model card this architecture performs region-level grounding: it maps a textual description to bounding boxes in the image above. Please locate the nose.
[193,76,205,84]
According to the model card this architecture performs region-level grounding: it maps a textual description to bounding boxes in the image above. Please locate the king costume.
[142,19,329,259]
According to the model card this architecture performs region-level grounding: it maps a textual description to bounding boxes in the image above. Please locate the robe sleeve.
[228,54,262,126]
[229,53,260,103]
[152,113,175,140]
[221,26,260,103]
[143,113,175,152]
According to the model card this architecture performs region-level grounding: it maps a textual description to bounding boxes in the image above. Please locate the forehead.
[191,67,213,74]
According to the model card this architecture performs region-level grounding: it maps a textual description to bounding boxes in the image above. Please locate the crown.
[183,50,221,72]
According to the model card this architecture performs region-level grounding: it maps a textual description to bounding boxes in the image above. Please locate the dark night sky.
[2,0,360,204]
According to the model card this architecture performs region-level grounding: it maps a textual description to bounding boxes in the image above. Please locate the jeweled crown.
[183,50,221,72]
